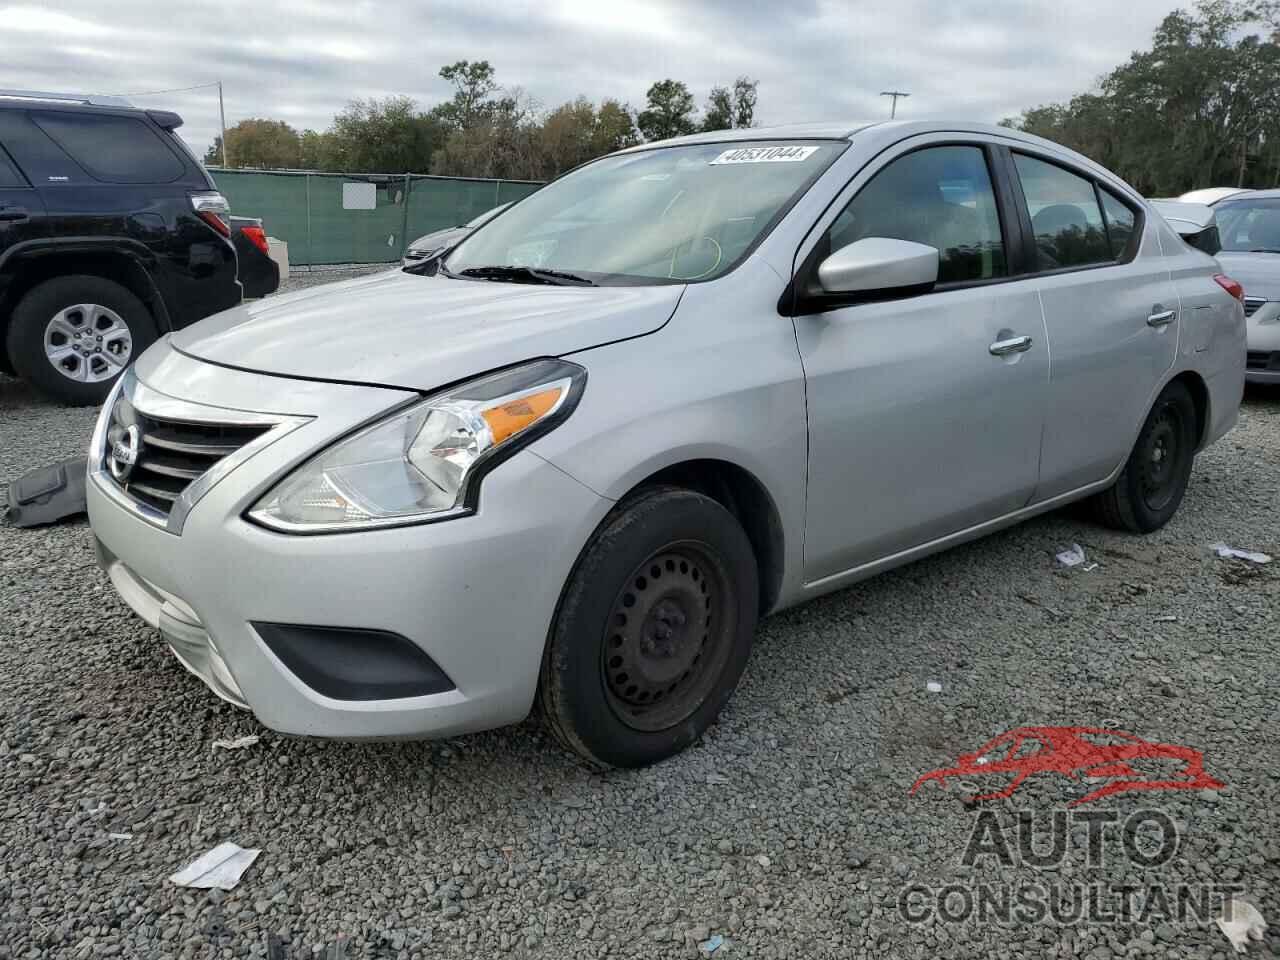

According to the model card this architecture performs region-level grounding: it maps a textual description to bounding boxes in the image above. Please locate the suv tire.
[1089,381,1197,533]
[538,486,759,768]
[6,275,157,405]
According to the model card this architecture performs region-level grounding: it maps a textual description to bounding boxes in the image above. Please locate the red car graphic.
[910,726,1224,806]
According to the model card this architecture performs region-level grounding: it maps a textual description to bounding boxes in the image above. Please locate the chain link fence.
[207,168,543,267]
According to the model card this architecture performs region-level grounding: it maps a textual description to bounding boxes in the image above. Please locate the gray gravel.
[2,275,1278,959]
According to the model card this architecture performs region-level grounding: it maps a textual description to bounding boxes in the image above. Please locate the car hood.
[1215,251,1280,300]
[170,268,685,390]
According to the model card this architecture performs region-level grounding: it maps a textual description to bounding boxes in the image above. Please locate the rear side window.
[1099,189,1137,259]
[827,145,1007,283]
[0,146,26,187]
[1013,154,1110,270]
[31,112,185,184]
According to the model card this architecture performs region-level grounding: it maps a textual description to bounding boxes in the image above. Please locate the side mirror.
[816,237,939,295]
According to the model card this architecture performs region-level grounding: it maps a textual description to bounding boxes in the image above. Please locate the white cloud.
[0,0,1184,159]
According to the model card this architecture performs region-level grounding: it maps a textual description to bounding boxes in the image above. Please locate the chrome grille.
[107,407,269,514]
[1244,297,1266,317]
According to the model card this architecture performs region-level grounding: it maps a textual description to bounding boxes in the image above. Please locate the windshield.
[443,141,844,285]
[1215,197,1280,252]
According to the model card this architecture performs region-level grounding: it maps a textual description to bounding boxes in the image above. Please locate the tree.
[702,77,758,132]
[433,60,501,130]
[204,119,302,169]
[534,97,639,177]
[323,97,446,173]
[637,80,697,141]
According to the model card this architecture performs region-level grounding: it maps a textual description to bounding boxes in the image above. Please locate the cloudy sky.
[5,0,1183,158]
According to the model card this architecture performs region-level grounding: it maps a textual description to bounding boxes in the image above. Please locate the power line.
[109,81,221,98]
[880,90,910,119]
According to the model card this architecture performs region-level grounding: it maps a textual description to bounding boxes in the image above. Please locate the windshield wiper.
[456,265,596,286]
[1248,247,1280,253]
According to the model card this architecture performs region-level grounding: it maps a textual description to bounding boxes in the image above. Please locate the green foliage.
[702,77,759,132]
[204,118,303,169]
[637,80,698,141]
[1003,0,1280,193]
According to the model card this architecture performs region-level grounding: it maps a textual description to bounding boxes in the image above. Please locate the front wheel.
[1089,381,1197,533]
[538,486,759,768]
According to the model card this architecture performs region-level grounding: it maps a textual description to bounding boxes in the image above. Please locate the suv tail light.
[190,191,231,237]
[1214,274,1245,302]
[240,224,269,256]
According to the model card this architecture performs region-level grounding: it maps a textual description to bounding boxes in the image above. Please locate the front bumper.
[87,343,610,738]
[1246,300,1280,384]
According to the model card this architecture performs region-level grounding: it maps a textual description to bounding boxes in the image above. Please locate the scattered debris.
[1082,562,1099,572]
[1154,614,1178,623]
[107,832,132,841]
[1215,897,1267,953]
[2,457,88,527]
[754,854,771,868]
[699,933,725,956]
[1212,544,1272,564]
[926,681,943,693]
[170,842,261,891]
[211,734,261,752]
[705,773,730,786]
[1056,543,1087,567]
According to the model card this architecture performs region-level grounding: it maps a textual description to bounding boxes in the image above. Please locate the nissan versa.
[87,121,1246,767]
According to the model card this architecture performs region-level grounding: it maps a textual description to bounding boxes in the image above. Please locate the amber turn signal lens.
[481,387,563,444]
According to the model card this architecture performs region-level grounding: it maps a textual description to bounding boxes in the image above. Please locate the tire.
[538,486,759,768]
[5,275,156,406]
[1089,381,1197,533]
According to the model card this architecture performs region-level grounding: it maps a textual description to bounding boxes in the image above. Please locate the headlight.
[247,359,585,533]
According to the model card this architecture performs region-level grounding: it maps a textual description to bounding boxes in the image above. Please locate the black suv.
[0,90,240,404]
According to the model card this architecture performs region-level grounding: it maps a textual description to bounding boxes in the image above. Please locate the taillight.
[241,224,269,256]
[1214,274,1245,302]
[190,191,231,238]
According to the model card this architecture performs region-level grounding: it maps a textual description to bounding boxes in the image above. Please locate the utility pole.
[217,80,229,167]
[880,90,910,119]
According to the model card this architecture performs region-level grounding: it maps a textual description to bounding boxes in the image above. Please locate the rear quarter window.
[0,145,27,187]
[32,112,186,184]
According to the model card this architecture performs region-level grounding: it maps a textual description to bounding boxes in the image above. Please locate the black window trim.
[1005,147,1145,279]
[0,141,30,188]
[784,138,1028,315]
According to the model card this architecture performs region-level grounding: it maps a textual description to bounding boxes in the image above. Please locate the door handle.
[989,335,1033,356]
[0,207,28,222]
[1147,309,1176,327]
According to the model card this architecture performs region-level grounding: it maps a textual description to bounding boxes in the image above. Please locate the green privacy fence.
[206,168,543,266]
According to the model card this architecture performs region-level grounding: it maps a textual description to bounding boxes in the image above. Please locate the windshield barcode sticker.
[709,146,819,165]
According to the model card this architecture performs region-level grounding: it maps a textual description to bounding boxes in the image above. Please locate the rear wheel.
[6,275,156,405]
[1089,381,1197,533]
[538,486,758,767]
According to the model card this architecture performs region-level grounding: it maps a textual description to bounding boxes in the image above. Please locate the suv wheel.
[538,486,759,768]
[1089,380,1197,533]
[6,275,156,405]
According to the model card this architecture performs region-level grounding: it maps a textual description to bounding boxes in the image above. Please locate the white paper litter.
[1212,543,1273,564]
[108,832,132,841]
[705,773,730,786]
[169,842,261,890]
[1215,897,1267,954]
[926,681,943,693]
[211,735,260,752]
[1154,614,1178,623]
[1056,544,1087,567]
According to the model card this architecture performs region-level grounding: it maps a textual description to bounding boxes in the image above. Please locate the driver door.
[792,141,1049,583]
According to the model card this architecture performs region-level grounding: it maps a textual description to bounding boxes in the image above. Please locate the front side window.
[1214,197,1280,253]
[1099,189,1137,259]
[1014,154,1110,270]
[444,141,844,285]
[825,145,1007,284]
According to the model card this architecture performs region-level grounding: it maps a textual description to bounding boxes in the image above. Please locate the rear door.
[0,136,46,256]
[1007,151,1179,500]
[791,138,1050,582]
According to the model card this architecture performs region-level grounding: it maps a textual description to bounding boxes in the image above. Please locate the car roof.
[1218,188,1280,201]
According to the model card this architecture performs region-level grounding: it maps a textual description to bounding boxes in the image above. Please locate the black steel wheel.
[1089,380,1197,533]
[538,486,758,768]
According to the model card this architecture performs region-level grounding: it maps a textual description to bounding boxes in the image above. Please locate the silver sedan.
[87,121,1246,767]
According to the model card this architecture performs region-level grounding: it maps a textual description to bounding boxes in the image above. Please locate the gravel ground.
[1,272,1278,959]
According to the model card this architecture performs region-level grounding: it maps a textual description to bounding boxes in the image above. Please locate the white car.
[88,121,1246,767]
